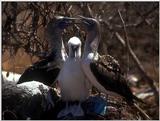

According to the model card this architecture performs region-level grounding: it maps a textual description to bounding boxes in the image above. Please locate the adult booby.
[79,16,150,119]
[80,16,138,102]
[17,16,77,86]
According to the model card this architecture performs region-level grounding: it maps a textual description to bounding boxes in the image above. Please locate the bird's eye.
[59,20,69,29]
[84,21,94,30]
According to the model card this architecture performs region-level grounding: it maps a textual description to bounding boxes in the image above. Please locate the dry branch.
[117,10,159,105]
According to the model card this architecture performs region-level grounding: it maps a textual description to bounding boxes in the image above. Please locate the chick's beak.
[71,45,79,57]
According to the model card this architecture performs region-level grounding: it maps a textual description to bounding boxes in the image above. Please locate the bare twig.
[117,10,159,105]
[87,4,94,17]
[114,4,158,29]
[131,3,159,27]
[2,109,17,120]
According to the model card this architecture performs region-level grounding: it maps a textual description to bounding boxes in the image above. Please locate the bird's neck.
[47,29,64,60]
[48,29,62,48]
[83,31,99,59]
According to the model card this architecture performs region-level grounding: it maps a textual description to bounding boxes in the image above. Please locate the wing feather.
[81,58,122,98]
[17,52,60,86]
[90,55,134,103]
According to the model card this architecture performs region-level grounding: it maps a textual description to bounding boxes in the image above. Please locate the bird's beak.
[77,15,87,20]
[67,17,81,24]
[77,15,90,25]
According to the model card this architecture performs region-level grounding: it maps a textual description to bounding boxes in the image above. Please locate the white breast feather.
[57,58,90,101]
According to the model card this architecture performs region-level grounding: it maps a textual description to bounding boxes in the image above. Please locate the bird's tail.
[133,103,150,120]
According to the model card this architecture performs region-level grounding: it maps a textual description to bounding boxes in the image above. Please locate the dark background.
[2,2,159,119]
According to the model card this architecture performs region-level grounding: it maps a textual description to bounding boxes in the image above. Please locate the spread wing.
[17,52,61,86]
[90,55,134,102]
[17,17,71,86]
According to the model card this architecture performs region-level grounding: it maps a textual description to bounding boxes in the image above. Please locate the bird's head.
[55,16,79,29]
[68,36,81,58]
[47,16,79,33]
[77,16,99,32]
[77,16,101,53]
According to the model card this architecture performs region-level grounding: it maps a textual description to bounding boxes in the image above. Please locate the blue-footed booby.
[17,16,78,86]
[79,16,150,119]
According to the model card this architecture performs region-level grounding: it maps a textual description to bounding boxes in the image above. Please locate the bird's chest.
[60,59,83,81]
[57,59,88,101]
